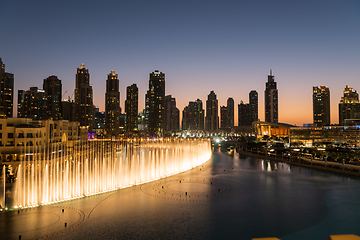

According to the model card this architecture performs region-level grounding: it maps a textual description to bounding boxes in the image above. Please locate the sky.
[1,0,359,126]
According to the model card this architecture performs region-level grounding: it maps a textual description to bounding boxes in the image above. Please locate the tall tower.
[339,85,360,125]
[0,58,14,117]
[220,106,228,129]
[226,97,234,129]
[148,70,165,136]
[105,70,120,135]
[125,84,138,132]
[164,95,179,132]
[17,90,25,117]
[249,90,258,123]
[182,99,204,131]
[205,90,219,132]
[22,87,48,120]
[313,86,330,127]
[264,70,278,123]
[75,64,93,130]
[43,75,62,120]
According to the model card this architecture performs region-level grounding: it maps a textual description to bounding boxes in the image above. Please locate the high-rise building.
[205,91,219,132]
[21,87,48,120]
[125,84,138,132]
[339,85,360,125]
[62,99,74,122]
[144,90,150,129]
[249,90,258,123]
[313,86,330,127]
[182,106,189,130]
[238,101,251,126]
[182,99,204,131]
[220,106,228,129]
[75,64,93,130]
[265,70,278,123]
[43,75,62,120]
[17,90,25,118]
[0,58,14,117]
[94,106,105,130]
[226,98,234,129]
[148,70,165,136]
[105,70,120,135]
[164,95,179,132]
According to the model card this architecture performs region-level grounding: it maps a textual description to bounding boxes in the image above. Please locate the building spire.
[270,69,272,76]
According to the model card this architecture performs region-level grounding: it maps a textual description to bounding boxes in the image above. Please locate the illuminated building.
[338,85,360,126]
[205,91,219,132]
[43,75,62,120]
[148,70,165,136]
[105,70,120,135]
[183,99,204,131]
[125,84,138,132]
[75,63,93,130]
[313,86,330,127]
[17,90,25,118]
[0,117,80,163]
[164,95,179,132]
[227,97,234,129]
[253,121,294,139]
[249,90,258,122]
[290,125,360,148]
[21,87,48,120]
[0,58,14,117]
[265,70,278,123]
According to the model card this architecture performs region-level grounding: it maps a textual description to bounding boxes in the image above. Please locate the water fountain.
[10,139,211,209]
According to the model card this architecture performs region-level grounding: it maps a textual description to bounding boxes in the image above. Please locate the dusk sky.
[1,0,359,126]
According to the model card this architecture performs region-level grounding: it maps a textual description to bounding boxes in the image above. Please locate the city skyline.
[1,1,359,126]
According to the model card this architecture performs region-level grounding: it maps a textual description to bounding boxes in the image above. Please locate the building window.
[8,133,14,138]
[18,133,24,138]
[27,133,33,138]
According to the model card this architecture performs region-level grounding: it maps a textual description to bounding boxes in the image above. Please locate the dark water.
[1,152,360,239]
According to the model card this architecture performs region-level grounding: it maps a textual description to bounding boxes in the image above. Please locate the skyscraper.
[220,106,228,129]
[339,85,360,125]
[148,70,165,136]
[205,91,219,132]
[313,86,330,127]
[21,87,48,120]
[62,99,75,122]
[17,90,25,118]
[265,70,278,123]
[182,99,204,131]
[164,95,179,132]
[75,64,93,130]
[238,90,258,127]
[0,58,14,117]
[249,90,258,122]
[226,97,234,129]
[125,84,138,132]
[238,101,250,126]
[105,70,120,135]
[43,75,62,120]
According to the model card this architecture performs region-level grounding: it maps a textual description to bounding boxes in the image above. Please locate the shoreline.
[237,149,360,178]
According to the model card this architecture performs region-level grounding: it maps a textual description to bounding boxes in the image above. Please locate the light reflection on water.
[2,151,360,240]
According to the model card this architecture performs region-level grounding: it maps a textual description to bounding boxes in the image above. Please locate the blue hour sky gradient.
[1,0,359,126]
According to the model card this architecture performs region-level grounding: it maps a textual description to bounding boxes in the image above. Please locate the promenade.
[237,147,360,177]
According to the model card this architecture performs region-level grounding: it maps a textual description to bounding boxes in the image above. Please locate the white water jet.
[12,139,211,208]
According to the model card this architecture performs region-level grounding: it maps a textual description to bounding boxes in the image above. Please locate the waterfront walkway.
[237,148,360,177]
